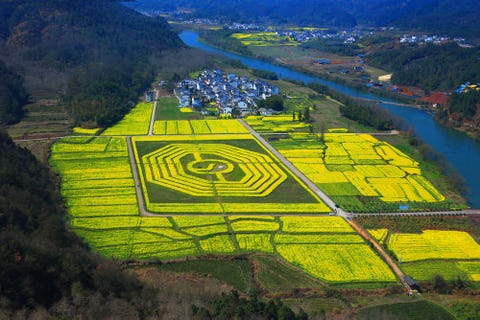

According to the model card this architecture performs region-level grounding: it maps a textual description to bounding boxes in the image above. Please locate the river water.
[179,30,480,208]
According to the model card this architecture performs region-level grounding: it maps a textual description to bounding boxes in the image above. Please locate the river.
[179,30,480,208]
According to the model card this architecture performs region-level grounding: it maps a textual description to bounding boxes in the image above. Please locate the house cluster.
[174,69,279,116]
[399,34,450,45]
[276,29,368,44]
[455,82,480,94]
[225,23,264,31]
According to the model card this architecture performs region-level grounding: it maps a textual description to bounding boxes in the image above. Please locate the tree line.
[0,60,28,125]
[0,0,184,127]
[367,43,480,94]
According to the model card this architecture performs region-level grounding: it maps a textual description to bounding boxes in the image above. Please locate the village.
[174,69,279,116]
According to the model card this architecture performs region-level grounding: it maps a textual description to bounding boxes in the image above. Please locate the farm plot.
[231,32,299,47]
[387,230,480,262]
[132,135,330,214]
[102,102,153,136]
[153,119,249,135]
[276,244,396,283]
[49,136,139,218]
[245,115,310,133]
[386,230,480,282]
[270,133,447,212]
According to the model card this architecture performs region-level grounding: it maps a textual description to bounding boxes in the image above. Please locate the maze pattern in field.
[142,143,287,197]
[133,136,330,214]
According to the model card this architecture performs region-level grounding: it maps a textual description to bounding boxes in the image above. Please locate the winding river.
[180,30,480,208]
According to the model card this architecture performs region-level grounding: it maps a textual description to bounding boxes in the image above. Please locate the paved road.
[239,119,339,214]
[126,136,149,216]
[347,209,480,217]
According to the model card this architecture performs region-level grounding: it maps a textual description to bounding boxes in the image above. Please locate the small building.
[404,276,421,292]
[378,74,392,82]
[145,91,155,102]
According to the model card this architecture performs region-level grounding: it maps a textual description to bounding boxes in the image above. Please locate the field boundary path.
[347,219,413,291]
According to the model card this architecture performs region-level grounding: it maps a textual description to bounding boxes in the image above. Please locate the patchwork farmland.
[49,96,475,286]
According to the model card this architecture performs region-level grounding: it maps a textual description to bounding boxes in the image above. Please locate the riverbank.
[193,29,423,105]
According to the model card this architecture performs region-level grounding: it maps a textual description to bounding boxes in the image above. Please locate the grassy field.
[157,260,255,292]
[251,254,323,293]
[355,300,455,320]
[154,96,202,121]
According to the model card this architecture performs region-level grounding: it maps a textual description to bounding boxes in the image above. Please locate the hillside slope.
[0,0,183,127]
[127,0,480,38]
[0,131,159,318]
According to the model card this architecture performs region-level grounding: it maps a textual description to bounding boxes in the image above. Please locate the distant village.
[399,34,471,47]
[174,69,279,116]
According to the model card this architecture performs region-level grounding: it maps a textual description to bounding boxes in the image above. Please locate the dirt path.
[348,219,412,290]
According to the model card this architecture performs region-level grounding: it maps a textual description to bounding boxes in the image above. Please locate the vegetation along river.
[180,30,480,208]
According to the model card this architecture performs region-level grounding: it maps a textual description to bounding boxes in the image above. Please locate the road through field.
[348,219,412,291]
[239,119,339,214]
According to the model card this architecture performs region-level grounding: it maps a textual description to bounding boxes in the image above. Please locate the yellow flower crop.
[72,127,100,135]
[368,229,389,245]
[236,234,274,252]
[388,230,480,262]
[280,217,355,233]
[277,244,396,283]
[102,102,153,136]
[230,220,280,232]
[200,235,236,253]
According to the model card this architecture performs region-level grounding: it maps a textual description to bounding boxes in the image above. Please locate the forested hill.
[125,0,357,27]
[128,0,480,38]
[0,0,183,127]
[0,60,28,125]
[0,131,159,317]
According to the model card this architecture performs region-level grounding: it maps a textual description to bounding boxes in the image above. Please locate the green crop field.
[355,301,455,320]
